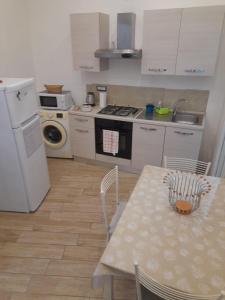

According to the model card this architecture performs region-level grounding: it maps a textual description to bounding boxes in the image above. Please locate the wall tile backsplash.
[87,84,209,113]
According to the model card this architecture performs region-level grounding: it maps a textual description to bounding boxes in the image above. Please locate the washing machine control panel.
[39,110,67,120]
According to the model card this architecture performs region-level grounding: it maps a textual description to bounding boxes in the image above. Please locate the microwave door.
[40,96,58,108]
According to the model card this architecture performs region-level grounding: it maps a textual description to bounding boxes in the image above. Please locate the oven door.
[95,118,133,159]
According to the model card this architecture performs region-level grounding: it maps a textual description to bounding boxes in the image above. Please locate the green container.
[155,107,172,115]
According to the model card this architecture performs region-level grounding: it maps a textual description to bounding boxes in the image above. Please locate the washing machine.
[39,109,73,158]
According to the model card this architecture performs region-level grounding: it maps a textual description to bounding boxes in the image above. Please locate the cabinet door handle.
[174,131,194,136]
[140,127,157,131]
[75,118,88,122]
[148,68,167,72]
[184,69,205,74]
[75,129,89,133]
[79,65,94,70]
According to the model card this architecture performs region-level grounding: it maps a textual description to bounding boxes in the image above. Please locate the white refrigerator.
[0,78,50,212]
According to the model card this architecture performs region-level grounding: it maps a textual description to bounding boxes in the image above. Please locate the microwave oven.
[39,91,73,110]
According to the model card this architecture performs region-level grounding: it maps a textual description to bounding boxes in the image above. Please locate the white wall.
[28,0,225,162]
[0,0,34,77]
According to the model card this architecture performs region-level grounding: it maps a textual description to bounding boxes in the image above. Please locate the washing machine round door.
[42,120,67,149]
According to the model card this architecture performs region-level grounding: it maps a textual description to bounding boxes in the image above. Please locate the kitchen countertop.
[69,106,205,130]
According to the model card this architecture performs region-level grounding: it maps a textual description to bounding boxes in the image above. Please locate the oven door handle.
[75,129,89,133]
[140,126,157,131]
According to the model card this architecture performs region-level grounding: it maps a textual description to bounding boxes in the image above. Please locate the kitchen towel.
[103,130,119,156]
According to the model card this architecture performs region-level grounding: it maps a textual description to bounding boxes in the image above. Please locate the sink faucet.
[172,98,186,118]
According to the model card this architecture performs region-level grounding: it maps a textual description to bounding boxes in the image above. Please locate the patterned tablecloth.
[100,165,225,295]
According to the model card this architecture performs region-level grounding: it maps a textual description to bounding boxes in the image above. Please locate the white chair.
[163,156,211,175]
[100,165,126,242]
[135,263,225,300]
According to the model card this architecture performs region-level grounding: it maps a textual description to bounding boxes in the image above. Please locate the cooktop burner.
[98,105,139,117]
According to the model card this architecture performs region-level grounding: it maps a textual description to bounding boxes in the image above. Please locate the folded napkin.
[103,130,119,156]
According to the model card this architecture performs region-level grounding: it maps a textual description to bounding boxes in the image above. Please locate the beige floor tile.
[11,293,88,300]
[77,233,106,247]
[90,223,106,235]
[63,203,102,213]
[33,222,91,234]
[17,231,78,246]
[46,259,96,277]
[0,257,49,275]
[0,212,50,226]
[0,242,64,259]
[0,220,33,231]
[27,275,103,298]
[63,246,104,262]
[114,279,136,300]
[0,273,30,293]
[39,202,64,212]
[0,292,11,300]
[0,229,22,243]
[50,212,102,223]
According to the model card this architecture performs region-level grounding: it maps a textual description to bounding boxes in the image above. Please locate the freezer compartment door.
[6,80,39,128]
[14,115,50,211]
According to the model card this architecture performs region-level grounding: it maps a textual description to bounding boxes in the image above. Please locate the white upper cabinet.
[70,13,109,72]
[142,9,182,75]
[176,6,225,76]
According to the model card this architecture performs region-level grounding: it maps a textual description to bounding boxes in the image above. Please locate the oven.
[95,118,133,159]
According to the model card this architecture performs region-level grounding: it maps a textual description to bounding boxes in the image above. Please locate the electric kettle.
[86,92,95,106]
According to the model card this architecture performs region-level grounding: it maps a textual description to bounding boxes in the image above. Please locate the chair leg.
[103,275,113,300]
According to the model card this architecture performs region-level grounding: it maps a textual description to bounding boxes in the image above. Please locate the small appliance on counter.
[97,85,107,108]
[85,92,96,106]
[39,89,73,110]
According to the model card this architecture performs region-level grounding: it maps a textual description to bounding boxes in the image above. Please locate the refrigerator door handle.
[21,114,40,129]
[16,91,21,101]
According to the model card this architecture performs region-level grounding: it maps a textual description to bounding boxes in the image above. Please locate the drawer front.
[164,127,202,160]
[70,115,94,130]
[133,123,165,146]
[132,148,163,170]
[72,128,95,159]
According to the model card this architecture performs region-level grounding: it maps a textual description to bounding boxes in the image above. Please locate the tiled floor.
[0,159,138,300]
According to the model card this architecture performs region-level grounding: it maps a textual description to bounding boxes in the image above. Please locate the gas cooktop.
[98,105,140,117]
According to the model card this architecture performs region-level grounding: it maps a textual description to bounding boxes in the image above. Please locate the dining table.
[92,165,225,300]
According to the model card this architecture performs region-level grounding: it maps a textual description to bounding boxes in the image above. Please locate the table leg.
[103,275,113,300]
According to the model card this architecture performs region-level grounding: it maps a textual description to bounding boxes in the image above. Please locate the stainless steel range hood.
[95,13,142,59]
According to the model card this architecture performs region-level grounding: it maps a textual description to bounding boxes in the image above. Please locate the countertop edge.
[69,106,205,131]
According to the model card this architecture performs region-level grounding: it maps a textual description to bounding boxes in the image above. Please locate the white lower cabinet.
[69,115,95,160]
[132,123,165,170]
[164,126,202,160]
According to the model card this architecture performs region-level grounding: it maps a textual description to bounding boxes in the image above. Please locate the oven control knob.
[47,112,53,119]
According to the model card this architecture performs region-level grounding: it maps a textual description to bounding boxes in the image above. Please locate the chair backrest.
[135,264,223,300]
[100,166,119,241]
[164,156,211,175]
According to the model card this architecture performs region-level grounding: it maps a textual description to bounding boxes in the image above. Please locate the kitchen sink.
[172,112,201,125]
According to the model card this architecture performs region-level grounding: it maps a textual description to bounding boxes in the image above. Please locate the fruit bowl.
[163,171,211,214]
